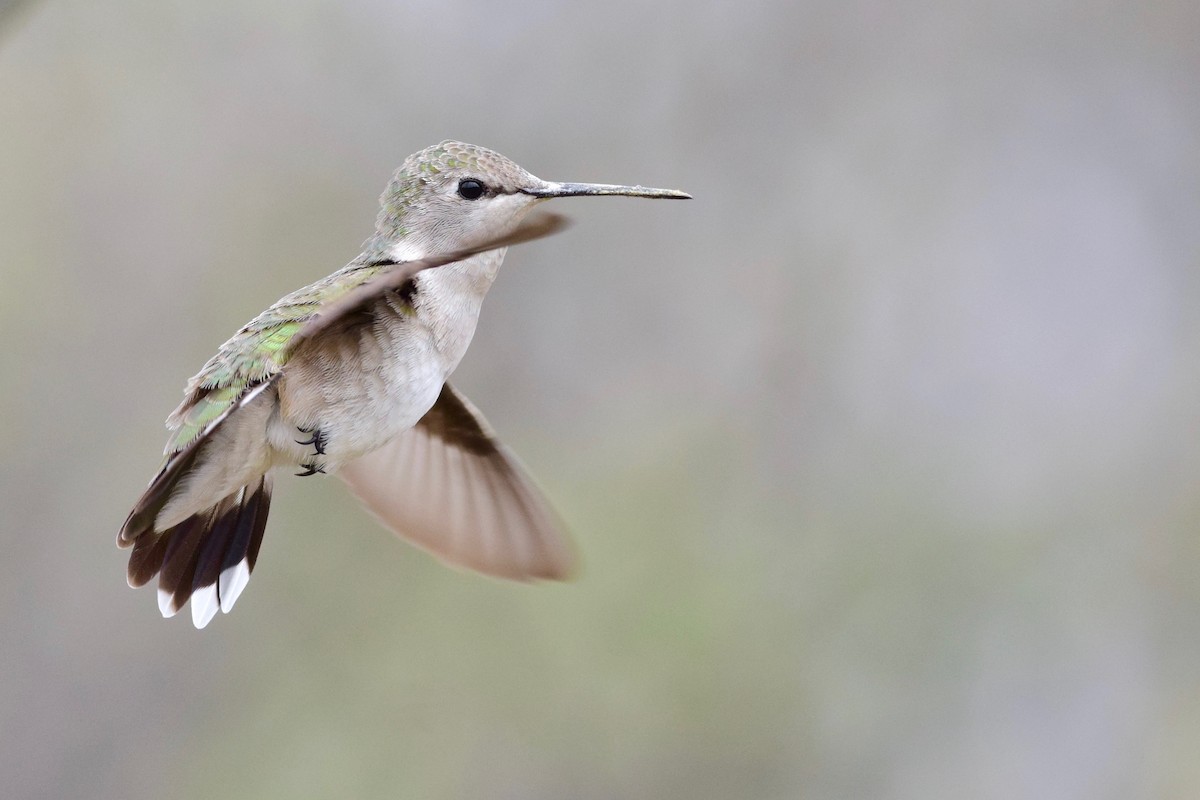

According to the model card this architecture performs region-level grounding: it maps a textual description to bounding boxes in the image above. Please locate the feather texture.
[125,476,272,626]
[339,383,575,580]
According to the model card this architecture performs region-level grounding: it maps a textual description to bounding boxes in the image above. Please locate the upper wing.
[338,383,576,580]
[162,293,327,454]
[119,211,569,547]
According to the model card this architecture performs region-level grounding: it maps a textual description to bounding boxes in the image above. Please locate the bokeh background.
[2,1,1199,797]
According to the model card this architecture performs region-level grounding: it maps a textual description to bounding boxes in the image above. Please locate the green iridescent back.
[163,263,392,453]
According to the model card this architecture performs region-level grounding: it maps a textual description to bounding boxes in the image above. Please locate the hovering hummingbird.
[118,140,690,628]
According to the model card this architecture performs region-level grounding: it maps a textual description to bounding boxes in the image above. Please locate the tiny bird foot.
[295,461,327,477]
[296,425,328,456]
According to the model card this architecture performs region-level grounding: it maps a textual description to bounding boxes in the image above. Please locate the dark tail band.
[124,475,273,628]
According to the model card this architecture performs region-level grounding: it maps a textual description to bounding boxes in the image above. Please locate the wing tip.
[438,539,580,584]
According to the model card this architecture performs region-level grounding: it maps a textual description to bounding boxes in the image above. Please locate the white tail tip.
[218,560,251,614]
[191,583,220,629]
[157,587,178,618]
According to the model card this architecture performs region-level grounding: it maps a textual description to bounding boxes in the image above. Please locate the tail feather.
[190,493,246,610]
[122,474,273,628]
[212,475,271,617]
[158,511,210,617]
[127,529,171,588]
[118,443,207,548]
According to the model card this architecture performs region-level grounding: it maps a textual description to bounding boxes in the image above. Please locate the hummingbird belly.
[267,296,458,471]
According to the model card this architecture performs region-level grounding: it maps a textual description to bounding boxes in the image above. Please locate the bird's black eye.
[457,179,486,200]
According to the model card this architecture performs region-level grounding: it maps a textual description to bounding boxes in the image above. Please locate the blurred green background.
[3,1,1199,798]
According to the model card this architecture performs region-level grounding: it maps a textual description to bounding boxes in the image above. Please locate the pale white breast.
[267,250,504,469]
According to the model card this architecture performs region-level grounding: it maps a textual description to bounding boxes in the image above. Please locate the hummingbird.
[118,140,690,628]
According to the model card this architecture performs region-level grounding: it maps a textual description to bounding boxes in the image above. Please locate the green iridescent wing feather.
[162,266,384,454]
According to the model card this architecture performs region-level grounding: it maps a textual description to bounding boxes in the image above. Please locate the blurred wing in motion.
[339,383,575,580]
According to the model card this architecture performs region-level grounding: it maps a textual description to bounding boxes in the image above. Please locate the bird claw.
[295,425,328,455]
[295,461,327,477]
[295,424,328,476]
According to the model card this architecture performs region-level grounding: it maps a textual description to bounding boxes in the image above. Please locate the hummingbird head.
[370,140,690,260]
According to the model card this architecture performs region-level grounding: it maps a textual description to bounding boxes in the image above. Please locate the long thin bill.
[526,181,691,200]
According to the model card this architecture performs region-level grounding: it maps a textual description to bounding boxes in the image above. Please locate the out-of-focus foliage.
[2,1,1199,798]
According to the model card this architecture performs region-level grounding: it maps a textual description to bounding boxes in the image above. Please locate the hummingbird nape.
[118,140,690,628]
